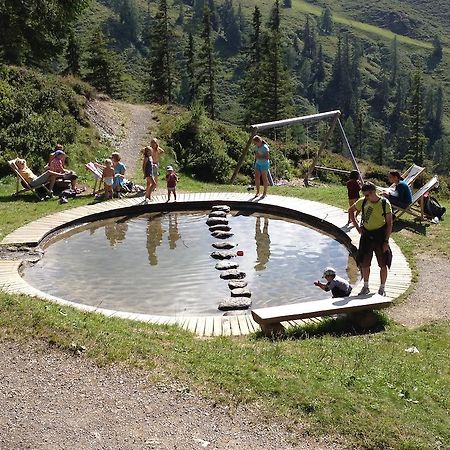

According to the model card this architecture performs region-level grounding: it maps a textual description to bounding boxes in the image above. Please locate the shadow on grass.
[393,219,428,236]
[252,311,390,341]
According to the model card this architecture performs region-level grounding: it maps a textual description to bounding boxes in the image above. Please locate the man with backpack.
[349,182,393,297]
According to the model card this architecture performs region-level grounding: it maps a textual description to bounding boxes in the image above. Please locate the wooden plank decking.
[0,192,412,337]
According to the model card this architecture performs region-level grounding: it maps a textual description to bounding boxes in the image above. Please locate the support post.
[337,118,363,181]
[305,114,340,185]
[230,129,257,184]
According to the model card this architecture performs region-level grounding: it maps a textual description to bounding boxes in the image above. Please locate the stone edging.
[0,192,411,336]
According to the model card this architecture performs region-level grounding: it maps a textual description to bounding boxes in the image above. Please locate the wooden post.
[230,129,257,184]
[305,114,339,185]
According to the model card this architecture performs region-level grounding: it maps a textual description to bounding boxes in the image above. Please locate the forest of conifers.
[0,0,449,176]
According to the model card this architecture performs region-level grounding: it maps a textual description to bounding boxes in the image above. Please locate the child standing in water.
[102,159,115,199]
[346,170,361,225]
[142,146,155,203]
[166,165,178,202]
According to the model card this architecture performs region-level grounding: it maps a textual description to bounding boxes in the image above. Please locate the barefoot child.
[314,267,352,298]
[150,138,165,192]
[166,165,178,201]
[102,158,115,199]
[347,170,361,224]
[142,146,155,203]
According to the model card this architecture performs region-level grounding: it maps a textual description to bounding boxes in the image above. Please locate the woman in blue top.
[111,152,126,197]
[252,135,270,198]
[383,170,413,209]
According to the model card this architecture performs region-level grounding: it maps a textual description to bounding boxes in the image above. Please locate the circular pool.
[23,210,358,316]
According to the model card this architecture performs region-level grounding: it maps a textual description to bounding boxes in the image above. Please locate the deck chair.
[392,176,439,221]
[85,162,103,195]
[8,159,52,200]
[376,163,425,193]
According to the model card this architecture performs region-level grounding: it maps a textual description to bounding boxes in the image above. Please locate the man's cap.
[323,267,336,277]
[166,165,173,171]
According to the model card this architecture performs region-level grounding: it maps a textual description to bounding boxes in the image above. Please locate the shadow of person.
[254,216,270,272]
[104,220,128,247]
[146,213,164,266]
[168,213,181,250]
[393,219,428,236]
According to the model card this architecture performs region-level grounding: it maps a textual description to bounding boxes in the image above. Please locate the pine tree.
[66,29,81,76]
[149,0,174,103]
[312,44,325,84]
[390,36,399,86]
[86,28,124,98]
[119,0,139,44]
[301,16,316,59]
[187,33,197,103]
[371,70,390,121]
[427,36,443,70]
[260,0,292,123]
[319,7,333,35]
[241,6,264,124]
[198,7,216,119]
[221,0,241,53]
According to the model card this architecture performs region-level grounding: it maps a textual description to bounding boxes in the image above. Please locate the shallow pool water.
[23,211,358,316]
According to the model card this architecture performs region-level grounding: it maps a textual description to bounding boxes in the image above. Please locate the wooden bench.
[251,294,392,336]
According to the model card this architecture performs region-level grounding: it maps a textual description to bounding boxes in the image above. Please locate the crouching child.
[314,267,352,298]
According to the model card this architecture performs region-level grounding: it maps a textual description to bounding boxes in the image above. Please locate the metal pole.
[337,118,363,181]
[230,129,257,184]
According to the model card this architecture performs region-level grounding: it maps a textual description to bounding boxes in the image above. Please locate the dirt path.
[85,99,157,177]
[0,340,341,450]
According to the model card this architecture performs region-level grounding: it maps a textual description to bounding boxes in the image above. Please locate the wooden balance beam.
[251,294,392,336]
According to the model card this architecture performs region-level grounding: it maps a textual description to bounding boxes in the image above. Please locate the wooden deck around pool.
[0,192,412,337]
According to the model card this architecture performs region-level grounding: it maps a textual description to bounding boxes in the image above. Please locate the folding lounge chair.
[8,159,52,200]
[376,163,425,193]
[85,162,103,195]
[392,176,439,221]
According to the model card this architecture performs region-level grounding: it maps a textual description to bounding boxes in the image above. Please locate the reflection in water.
[25,211,358,316]
[105,219,128,247]
[346,253,359,285]
[146,213,164,265]
[255,216,270,271]
[168,214,181,249]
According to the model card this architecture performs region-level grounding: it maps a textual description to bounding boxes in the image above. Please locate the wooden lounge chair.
[392,176,439,221]
[85,162,103,195]
[8,159,52,200]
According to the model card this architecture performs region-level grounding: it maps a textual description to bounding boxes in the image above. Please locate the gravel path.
[0,341,341,450]
[388,254,450,327]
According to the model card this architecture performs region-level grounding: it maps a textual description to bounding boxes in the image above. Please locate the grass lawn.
[1,176,449,449]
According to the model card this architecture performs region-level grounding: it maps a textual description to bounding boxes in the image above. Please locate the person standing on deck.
[349,182,393,297]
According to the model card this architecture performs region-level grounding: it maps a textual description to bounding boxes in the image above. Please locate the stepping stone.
[218,297,252,311]
[220,269,246,280]
[215,261,239,270]
[212,205,231,213]
[211,231,234,239]
[209,224,231,232]
[212,242,238,250]
[228,280,248,290]
[209,211,227,218]
[230,288,251,298]
[206,218,228,226]
[223,310,248,316]
[210,251,236,260]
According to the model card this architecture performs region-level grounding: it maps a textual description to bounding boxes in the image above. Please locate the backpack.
[424,196,446,220]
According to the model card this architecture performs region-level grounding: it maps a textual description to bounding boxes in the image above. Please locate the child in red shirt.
[166,165,179,202]
[346,170,361,225]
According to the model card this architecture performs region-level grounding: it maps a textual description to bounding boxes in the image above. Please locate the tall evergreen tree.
[66,29,81,76]
[221,0,241,53]
[149,0,174,103]
[86,28,124,98]
[119,0,139,44]
[187,33,197,103]
[319,7,333,35]
[198,7,217,119]
[301,16,316,59]
[260,0,292,123]
[427,36,443,70]
[390,36,399,86]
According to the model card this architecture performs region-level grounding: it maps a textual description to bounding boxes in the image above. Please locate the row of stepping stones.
[207,205,252,312]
